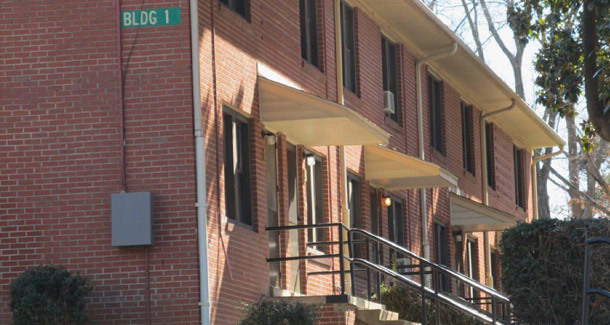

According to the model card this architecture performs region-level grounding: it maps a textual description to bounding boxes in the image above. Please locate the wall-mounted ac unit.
[383,90,395,114]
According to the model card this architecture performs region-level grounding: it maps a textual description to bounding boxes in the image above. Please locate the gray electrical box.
[111,191,153,247]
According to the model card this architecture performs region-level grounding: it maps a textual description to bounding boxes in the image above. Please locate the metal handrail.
[352,258,507,325]
[350,228,510,302]
[582,236,610,325]
[266,222,351,295]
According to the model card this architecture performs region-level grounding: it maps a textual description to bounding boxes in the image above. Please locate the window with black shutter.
[223,109,252,226]
[341,1,356,93]
[485,122,496,189]
[461,103,474,174]
[300,0,319,67]
[382,35,399,123]
[428,76,444,153]
[434,222,450,292]
[219,0,248,19]
[514,145,525,209]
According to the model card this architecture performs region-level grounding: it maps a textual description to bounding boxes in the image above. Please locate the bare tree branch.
[460,0,486,61]
[550,166,610,217]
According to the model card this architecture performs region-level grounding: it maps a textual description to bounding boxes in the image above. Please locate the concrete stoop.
[271,292,419,325]
[356,309,419,325]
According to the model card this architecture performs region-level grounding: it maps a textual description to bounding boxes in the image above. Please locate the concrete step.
[356,309,420,325]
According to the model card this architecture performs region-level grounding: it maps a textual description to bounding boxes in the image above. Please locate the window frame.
[461,103,475,174]
[513,145,525,209]
[340,1,357,94]
[305,152,326,248]
[300,0,319,68]
[222,108,253,227]
[485,122,496,189]
[219,0,249,20]
[434,221,450,292]
[386,195,404,247]
[428,75,444,154]
[381,35,399,123]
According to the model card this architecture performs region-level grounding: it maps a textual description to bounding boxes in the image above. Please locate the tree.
[508,0,610,146]
[451,0,609,219]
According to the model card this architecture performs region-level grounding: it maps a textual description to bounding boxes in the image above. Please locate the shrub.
[10,265,93,325]
[380,284,484,325]
[238,298,317,325]
[500,218,610,324]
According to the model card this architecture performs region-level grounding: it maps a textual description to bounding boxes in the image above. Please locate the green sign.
[121,8,180,28]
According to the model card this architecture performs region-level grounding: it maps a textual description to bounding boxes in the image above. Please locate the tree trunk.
[536,110,558,219]
[566,116,584,218]
[583,0,610,141]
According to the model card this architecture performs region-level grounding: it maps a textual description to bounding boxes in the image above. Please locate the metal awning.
[258,77,390,146]
[364,145,458,189]
[450,193,518,232]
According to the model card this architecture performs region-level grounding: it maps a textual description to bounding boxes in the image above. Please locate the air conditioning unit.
[383,91,395,114]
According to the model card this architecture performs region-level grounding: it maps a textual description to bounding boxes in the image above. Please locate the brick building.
[1,0,563,324]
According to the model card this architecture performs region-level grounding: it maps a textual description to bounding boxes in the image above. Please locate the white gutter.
[531,146,564,220]
[189,0,210,324]
[415,42,457,269]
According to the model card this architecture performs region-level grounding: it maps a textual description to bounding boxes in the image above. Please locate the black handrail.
[352,258,507,325]
[350,228,510,302]
[265,224,511,324]
[266,222,351,295]
[582,236,610,325]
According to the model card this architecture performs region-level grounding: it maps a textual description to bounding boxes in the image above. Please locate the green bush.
[10,265,92,325]
[238,298,317,325]
[380,284,484,325]
[500,218,610,324]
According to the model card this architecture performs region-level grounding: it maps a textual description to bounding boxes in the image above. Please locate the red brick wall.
[1,0,199,323]
[2,0,537,323]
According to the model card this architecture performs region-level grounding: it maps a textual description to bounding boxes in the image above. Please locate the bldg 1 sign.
[121,8,180,28]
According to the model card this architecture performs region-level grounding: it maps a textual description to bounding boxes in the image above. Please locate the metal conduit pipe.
[189,0,210,323]
[415,43,457,273]
[531,146,564,220]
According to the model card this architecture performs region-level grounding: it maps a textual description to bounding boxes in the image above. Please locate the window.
[223,109,252,225]
[485,123,496,189]
[348,173,362,256]
[219,0,248,19]
[466,237,478,298]
[387,197,404,246]
[428,76,444,153]
[306,153,325,248]
[461,103,474,174]
[491,248,501,289]
[434,222,449,292]
[514,145,525,209]
[341,1,356,93]
[348,174,361,229]
[370,187,379,236]
[300,0,319,67]
[381,35,399,123]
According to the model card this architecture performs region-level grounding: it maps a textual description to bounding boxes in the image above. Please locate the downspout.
[189,0,210,324]
[531,146,564,220]
[415,43,457,268]
[334,0,351,295]
[479,99,515,287]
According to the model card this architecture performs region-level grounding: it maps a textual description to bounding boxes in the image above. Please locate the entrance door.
[287,145,301,293]
[266,138,280,288]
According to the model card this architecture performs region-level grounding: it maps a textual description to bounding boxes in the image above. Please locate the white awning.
[258,77,390,146]
[364,145,458,189]
[450,193,518,232]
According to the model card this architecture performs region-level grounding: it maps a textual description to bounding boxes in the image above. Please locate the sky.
[431,0,574,218]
